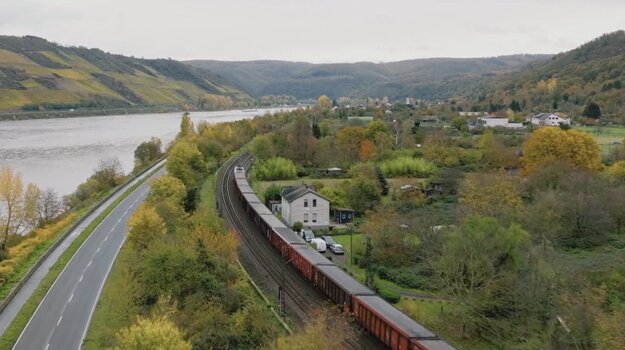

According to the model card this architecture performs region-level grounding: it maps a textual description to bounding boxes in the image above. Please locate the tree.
[178,112,194,138]
[263,184,282,204]
[438,216,530,295]
[272,308,355,350]
[522,128,602,175]
[312,122,321,139]
[509,100,521,112]
[583,101,602,119]
[127,204,167,252]
[166,140,207,191]
[114,315,191,350]
[344,178,381,214]
[286,116,316,164]
[249,134,275,160]
[93,157,125,188]
[134,137,163,171]
[0,166,40,256]
[607,160,625,183]
[292,221,303,233]
[459,171,523,223]
[335,126,367,165]
[37,188,62,224]
[451,117,468,131]
[358,139,376,161]
[477,130,519,169]
[317,95,332,110]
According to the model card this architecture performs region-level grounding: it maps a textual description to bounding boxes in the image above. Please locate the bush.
[377,265,431,290]
[252,157,297,181]
[378,286,401,304]
[380,157,437,178]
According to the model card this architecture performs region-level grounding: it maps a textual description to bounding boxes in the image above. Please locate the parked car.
[301,229,315,242]
[321,235,337,247]
[310,238,327,253]
[329,243,344,254]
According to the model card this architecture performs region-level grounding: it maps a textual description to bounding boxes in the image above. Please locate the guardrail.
[0,157,166,315]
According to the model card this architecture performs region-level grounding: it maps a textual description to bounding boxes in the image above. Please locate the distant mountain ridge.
[480,30,625,117]
[186,55,551,100]
[0,35,247,111]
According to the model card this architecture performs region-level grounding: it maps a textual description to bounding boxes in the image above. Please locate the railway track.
[216,152,383,349]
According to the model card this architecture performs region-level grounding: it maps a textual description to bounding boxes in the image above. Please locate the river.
[0,108,290,195]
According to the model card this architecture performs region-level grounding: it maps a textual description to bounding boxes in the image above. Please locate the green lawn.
[574,125,625,153]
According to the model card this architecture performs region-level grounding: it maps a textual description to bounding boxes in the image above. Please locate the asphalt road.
[12,167,164,350]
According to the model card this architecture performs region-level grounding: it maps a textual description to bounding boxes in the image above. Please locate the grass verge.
[0,165,162,349]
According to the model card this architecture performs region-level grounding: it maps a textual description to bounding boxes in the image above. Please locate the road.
[11,166,165,350]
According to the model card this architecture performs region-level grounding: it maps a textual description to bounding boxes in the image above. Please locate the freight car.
[232,159,455,350]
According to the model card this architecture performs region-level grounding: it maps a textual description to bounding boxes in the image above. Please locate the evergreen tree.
[509,100,521,112]
[583,102,602,119]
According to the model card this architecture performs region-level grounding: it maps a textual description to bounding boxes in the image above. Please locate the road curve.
[11,167,165,350]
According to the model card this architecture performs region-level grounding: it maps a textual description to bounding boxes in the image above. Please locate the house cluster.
[474,112,571,129]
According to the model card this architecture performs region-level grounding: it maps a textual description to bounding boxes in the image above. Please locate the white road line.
[79,275,83,283]
[103,235,108,242]
[45,344,50,350]
[68,293,74,303]
[96,247,100,253]
[86,260,92,268]
[56,316,62,326]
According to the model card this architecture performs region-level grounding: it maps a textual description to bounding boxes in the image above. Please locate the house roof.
[531,112,568,120]
[281,185,330,203]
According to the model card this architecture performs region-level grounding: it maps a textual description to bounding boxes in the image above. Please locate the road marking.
[56,316,63,326]
[68,293,74,303]
[45,344,49,350]
[103,235,108,242]
[79,275,83,283]
[87,260,92,268]
[96,247,100,254]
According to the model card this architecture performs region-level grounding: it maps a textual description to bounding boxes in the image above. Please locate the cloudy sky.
[2,0,624,63]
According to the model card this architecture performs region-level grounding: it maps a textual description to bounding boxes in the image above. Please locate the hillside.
[0,36,248,111]
[481,30,625,118]
[186,55,550,100]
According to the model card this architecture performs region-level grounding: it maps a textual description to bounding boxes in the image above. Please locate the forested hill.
[479,30,625,117]
[186,55,550,100]
[0,36,248,111]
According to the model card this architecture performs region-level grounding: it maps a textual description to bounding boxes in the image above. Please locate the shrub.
[380,157,437,178]
[252,157,297,181]
[378,286,401,304]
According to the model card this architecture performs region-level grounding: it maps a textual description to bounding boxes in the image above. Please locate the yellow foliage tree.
[113,315,191,350]
[521,128,602,175]
[0,166,40,255]
[127,204,166,252]
[607,160,625,183]
[148,176,186,207]
[317,95,331,110]
[459,171,523,222]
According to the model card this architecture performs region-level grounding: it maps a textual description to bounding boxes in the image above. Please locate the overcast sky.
[2,0,624,63]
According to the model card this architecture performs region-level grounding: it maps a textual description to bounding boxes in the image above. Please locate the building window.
[304,199,308,207]
[313,199,317,207]
[304,213,309,223]
[312,213,317,223]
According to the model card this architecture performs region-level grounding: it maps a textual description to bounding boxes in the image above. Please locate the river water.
[0,108,288,195]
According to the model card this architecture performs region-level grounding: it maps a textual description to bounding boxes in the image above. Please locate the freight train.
[232,161,455,350]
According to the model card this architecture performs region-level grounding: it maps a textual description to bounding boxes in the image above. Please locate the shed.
[331,208,355,224]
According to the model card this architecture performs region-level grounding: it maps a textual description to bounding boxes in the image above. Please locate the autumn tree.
[0,166,40,256]
[521,128,602,175]
[477,130,519,169]
[93,157,125,188]
[147,176,187,233]
[114,315,191,350]
[361,207,419,267]
[607,160,625,183]
[166,140,207,197]
[286,116,316,165]
[178,112,194,138]
[335,126,367,165]
[127,204,167,252]
[358,139,376,161]
[459,171,523,223]
[250,134,275,161]
[317,95,332,110]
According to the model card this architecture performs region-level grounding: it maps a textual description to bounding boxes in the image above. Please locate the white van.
[310,238,327,253]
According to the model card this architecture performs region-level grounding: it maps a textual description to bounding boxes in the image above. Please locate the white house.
[477,116,524,129]
[529,113,571,127]
[281,186,330,228]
